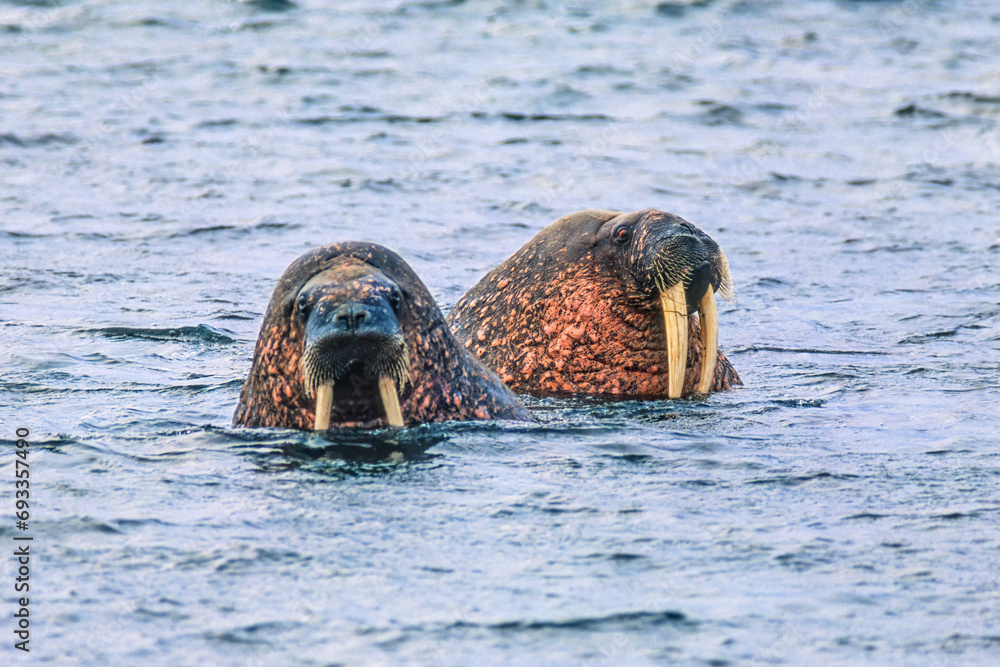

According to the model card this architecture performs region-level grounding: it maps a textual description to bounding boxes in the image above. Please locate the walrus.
[233,242,531,429]
[447,209,742,398]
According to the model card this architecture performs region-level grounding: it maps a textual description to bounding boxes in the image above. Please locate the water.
[2,0,999,664]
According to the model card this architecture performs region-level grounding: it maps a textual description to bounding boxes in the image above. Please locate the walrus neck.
[527,275,682,395]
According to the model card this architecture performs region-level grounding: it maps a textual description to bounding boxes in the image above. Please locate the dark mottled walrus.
[233,242,531,429]
[447,209,742,398]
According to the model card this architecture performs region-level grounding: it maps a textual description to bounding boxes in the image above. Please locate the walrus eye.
[613,225,632,245]
[296,295,311,318]
[386,288,402,314]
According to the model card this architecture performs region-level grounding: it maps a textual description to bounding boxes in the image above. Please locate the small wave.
[0,132,77,148]
[573,64,630,77]
[240,0,298,12]
[195,118,240,129]
[771,398,825,408]
[214,547,311,573]
[485,609,690,632]
[655,1,716,19]
[395,0,468,14]
[13,516,124,537]
[931,510,980,521]
[891,103,986,129]
[112,518,174,530]
[485,111,614,122]
[733,345,888,356]
[693,100,744,127]
[120,17,195,30]
[222,424,450,469]
[894,103,949,119]
[843,512,887,521]
[584,552,647,562]
[294,113,443,125]
[898,329,959,344]
[0,434,79,450]
[769,172,803,182]
[205,620,304,646]
[774,547,834,572]
[747,471,859,486]
[485,201,552,216]
[86,324,237,345]
[746,277,791,289]
[940,91,1000,105]
[166,221,299,238]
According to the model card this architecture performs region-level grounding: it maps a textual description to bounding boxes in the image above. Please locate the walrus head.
[594,209,735,396]
[296,261,410,429]
[232,242,532,430]
[447,209,740,398]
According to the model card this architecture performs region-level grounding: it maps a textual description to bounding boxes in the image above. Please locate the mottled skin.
[234,242,531,429]
[447,209,742,397]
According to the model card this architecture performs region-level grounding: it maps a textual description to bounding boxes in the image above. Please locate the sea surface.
[2,1,999,665]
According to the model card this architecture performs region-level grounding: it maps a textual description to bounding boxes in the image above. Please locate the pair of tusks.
[312,376,404,430]
[659,283,719,398]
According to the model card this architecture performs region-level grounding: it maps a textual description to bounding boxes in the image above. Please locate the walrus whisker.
[388,346,411,394]
[659,280,688,399]
[697,285,718,395]
[314,383,333,430]
[302,333,411,427]
[378,375,405,427]
[714,249,736,303]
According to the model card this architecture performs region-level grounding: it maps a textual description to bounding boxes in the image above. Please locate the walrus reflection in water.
[447,209,742,398]
[233,242,530,429]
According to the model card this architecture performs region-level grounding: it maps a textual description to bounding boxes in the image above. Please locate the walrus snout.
[301,296,409,391]
[307,299,399,342]
[297,271,411,429]
[640,214,735,306]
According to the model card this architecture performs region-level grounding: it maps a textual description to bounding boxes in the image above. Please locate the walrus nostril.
[332,304,372,331]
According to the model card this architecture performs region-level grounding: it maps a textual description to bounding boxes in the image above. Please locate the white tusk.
[660,281,688,399]
[314,384,333,430]
[697,286,718,395]
[378,375,404,427]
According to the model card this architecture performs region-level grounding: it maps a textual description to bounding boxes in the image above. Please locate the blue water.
[2,1,999,664]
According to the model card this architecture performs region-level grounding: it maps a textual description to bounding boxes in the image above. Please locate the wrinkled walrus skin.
[447,209,742,398]
[233,242,531,429]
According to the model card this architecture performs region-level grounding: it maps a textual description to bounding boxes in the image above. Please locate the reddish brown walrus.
[233,242,531,429]
[447,209,742,398]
